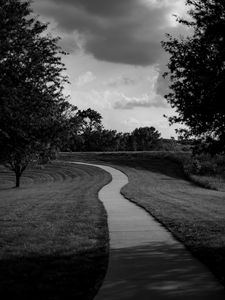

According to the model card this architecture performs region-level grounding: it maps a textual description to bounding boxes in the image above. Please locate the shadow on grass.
[96,243,225,300]
[60,152,186,181]
[0,250,108,300]
[99,157,186,181]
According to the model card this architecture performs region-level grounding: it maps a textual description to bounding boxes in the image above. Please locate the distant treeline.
[60,108,190,152]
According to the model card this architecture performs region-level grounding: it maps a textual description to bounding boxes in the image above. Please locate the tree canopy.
[63,120,162,152]
[0,0,72,186]
[131,127,161,151]
[162,0,225,154]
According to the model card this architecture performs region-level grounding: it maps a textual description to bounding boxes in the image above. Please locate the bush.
[183,154,225,176]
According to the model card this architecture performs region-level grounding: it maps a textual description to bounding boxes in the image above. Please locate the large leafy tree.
[76,109,103,151]
[61,108,103,152]
[131,127,161,151]
[0,0,71,187]
[162,0,225,154]
[77,109,103,134]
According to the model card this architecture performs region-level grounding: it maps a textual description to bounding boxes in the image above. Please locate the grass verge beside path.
[0,161,111,300]
[60,152,225,287]
[154,151,225,192]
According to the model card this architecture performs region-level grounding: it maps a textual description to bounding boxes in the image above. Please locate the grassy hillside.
[0,161,111,300]
[60,151,225,191]
[60,152,225,287]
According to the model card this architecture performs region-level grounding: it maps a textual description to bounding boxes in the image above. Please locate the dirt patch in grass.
[0,162,111,300]
[60,152,225,287]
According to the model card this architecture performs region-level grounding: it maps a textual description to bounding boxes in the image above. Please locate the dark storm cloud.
[33,0,185,65]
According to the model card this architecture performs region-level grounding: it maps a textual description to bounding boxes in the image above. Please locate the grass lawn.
[60,152,225,287]
[0,161,111,300]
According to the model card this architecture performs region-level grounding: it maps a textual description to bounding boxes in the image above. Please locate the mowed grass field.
[60,152,225,287]
[0,162,111,300]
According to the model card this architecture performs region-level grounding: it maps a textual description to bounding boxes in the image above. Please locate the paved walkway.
[74,162,225,300]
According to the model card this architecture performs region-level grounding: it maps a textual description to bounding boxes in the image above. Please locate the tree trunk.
[15,172,21,188]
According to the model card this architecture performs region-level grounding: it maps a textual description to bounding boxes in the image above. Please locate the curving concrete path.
[73,162,225,300]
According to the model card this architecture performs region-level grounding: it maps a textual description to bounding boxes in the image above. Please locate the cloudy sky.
[32,0,188,138]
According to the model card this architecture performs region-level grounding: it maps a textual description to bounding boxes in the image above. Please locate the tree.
[77,109,103,134]
[0,0,71,187]
[162,0,225,154]
[96,129,119,151]
[131,127,161,151]
[76,109,103,151]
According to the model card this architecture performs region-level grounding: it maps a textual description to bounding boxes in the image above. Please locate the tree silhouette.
[131,127,161,151]
[76,109,103,151]
[0,0,71,187]
[162,0,225,154]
